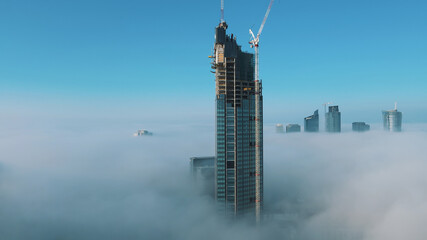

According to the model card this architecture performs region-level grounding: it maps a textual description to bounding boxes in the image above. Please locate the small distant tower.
[190,156,215,198]
[382,103,402,132]
[133,129,153,136]
[325,106,341,133]
[275,124,284,133]
[352,122,370,132]
[304,110,319,132]
[286,124,301,133]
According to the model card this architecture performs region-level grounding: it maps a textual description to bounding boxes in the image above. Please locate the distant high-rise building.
[325,106,341,132]
[286,124,301,133]
[352,122,370,132]
[190,156,215,198]
[212,21,262,217]
[382,104,402,132]
[276,124,284,133]
[133,129,153,136]
[304,110,319,132]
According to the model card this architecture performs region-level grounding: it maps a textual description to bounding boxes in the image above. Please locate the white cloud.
[1,120,427,239]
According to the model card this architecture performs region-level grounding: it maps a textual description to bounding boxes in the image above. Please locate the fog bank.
[1,121,427,239]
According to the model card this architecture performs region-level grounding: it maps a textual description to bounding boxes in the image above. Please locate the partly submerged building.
[276,124,284,133]
[133,129,153,136]
[352,122,370,132]
[286,124,301,133]
[190,156,215,198]
[325,106,341,133]
[211,21,262,218]
[304,110,319,132]
[382,105,402,132]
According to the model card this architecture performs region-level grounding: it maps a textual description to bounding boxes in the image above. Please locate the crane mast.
[249,0,274,224]
[221,0,224,23]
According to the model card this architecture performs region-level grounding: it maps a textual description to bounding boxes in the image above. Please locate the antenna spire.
[221,0,224,22]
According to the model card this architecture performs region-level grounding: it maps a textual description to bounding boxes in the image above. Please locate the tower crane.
[249,0,274,224]
[221,0,224,23]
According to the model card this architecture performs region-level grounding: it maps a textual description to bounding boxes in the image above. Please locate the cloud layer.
[1,121,427,240]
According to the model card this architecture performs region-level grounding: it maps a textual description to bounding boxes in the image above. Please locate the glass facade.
[352,122,370,132]
[304,110,319,132]
[382,109,402,132]
[212,22,262,217]
[325,106,341,133]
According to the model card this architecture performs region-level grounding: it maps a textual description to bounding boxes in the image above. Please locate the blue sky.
[1,0,426,124]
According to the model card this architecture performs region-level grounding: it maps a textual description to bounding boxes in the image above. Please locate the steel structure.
[212,21,258,218]
[221,0,224,23]
[248,0,274,223]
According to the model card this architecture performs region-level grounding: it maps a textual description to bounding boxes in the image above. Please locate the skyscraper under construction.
[211,21,263,218]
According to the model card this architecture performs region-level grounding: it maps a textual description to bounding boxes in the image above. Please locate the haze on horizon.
[1,0,426,124]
